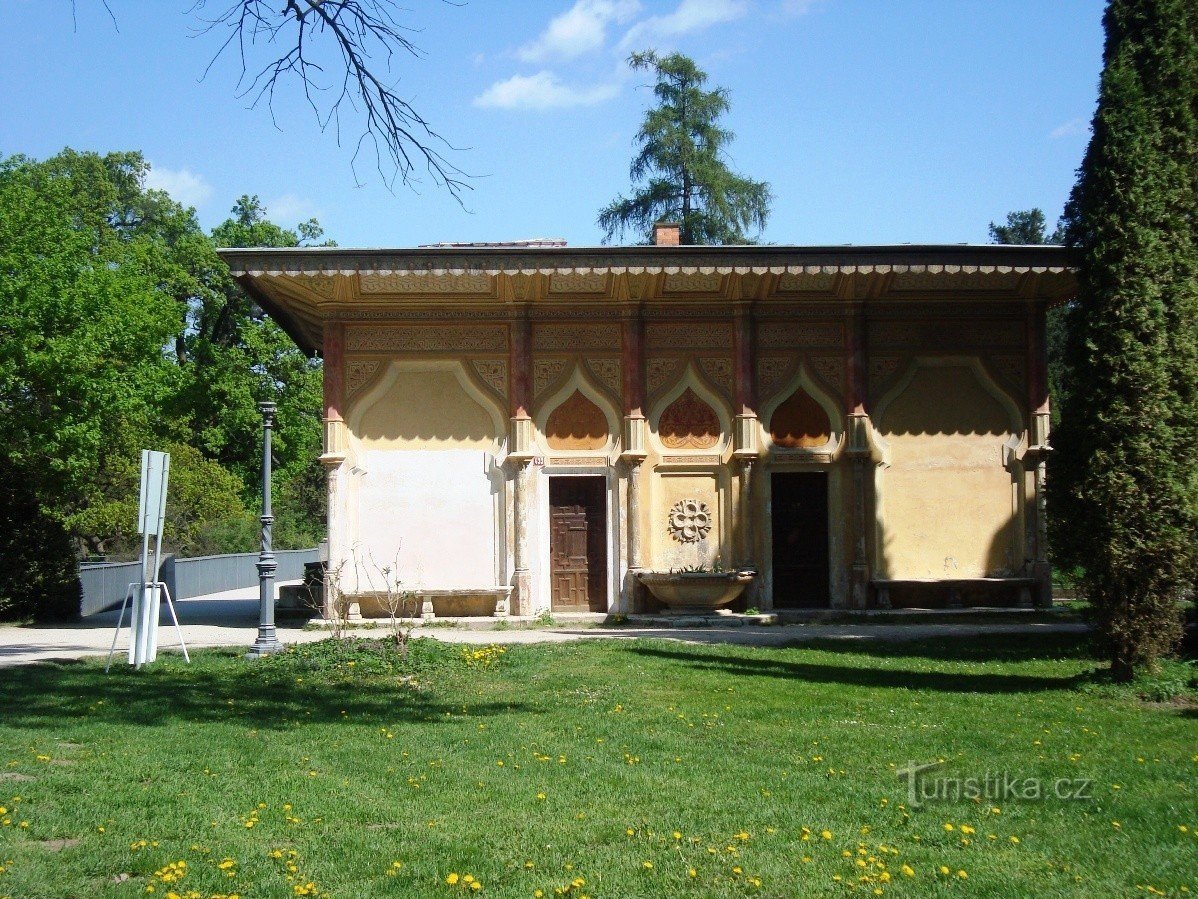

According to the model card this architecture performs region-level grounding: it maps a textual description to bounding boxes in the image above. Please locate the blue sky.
[1,1,1104,247]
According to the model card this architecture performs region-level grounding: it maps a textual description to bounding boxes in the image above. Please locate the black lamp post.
[247,401,283,658]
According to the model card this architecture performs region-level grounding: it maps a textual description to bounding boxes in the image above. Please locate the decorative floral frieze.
[359,272,492,294]
[345,360,383,400]
[548,272,607,294]
[586,358,622,399]
[345,325,507,353]
[645,323,733,350]
[757,322,843,349]
[533,359,568,399]
[646,357,682,396]
[533,323,621,351]
[697,356,734,400]
[471,359,509,398]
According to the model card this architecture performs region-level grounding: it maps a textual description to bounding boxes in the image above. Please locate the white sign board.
[129,451,170,665]
[138,450,170,537]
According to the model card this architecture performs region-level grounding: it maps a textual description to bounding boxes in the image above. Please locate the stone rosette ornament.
[668,499,712,542]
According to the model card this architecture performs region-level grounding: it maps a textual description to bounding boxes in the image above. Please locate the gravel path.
[0,589,1090,668]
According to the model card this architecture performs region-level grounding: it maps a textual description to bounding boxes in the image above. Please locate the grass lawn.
[0,634,1194,898]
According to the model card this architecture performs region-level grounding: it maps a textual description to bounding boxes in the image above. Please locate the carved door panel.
[549,477,607,612]
[771,473,830,608]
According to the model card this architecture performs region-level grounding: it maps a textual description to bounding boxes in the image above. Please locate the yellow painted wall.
[354,368,499,449]
[876,364,1019,579]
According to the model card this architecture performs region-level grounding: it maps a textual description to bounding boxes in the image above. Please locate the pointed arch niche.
[760,366,842,456]
[342,359,508,596]
[872,356,1024,580]
[649,365,731,456]
[535,363,620,456]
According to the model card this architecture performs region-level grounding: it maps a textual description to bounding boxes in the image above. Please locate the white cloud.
[519,0,641,63]
[474,71,620,110]
[1050,116,1088,140]
[265,193,318,224]
[144,165,212,209]
[618,0,748,51]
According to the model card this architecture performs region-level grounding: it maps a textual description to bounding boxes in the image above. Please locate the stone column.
[732,304,760,577]
[737,456,755,565]
[1026,302,1052,606]
[511,458,533,615]
[845,308,872,609]
[319,321,348,620]
[621,311,647,611]
[509,314,534,615]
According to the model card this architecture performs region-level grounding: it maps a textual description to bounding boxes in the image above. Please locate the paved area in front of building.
[0,588,1091,668]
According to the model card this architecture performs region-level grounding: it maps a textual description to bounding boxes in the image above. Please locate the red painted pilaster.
[1027,302,1050,418]
[622,312,644,418]
[733,305,755,418]
[510,314,531,420]
[322,321,345,423]
[846,310,866,416]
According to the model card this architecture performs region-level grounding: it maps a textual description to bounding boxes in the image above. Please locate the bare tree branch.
[191,1,471,201]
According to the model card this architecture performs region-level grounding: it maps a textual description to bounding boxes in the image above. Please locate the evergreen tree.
[598,51,771,245]
[989,209,1070,425]
[1050,0,1198,680]
[988,208,1065,245]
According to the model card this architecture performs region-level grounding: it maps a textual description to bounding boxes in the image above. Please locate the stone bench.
[415,587,514,620]
[871,577,1038,610]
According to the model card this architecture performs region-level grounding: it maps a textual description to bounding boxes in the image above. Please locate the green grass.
[0,634,1194,898]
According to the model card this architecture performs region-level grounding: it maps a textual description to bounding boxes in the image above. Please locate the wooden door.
[771,472,830,608]
[549,477,607,612]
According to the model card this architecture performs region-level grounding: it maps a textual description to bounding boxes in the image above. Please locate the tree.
[1049,0,1198,680]
[193,1,468,197]
[989,209,1070,425]
[988,208,1065,245]
[0,151,328,586]
[598,51,772,245]
[0,152,182,558]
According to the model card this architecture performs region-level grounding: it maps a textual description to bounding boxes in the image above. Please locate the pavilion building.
[218,225,1074,617]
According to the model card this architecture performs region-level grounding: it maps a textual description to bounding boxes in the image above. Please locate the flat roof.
[219,243,1073,277]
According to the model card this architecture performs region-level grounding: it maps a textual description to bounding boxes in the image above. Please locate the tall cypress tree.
[1051,0,1198,680]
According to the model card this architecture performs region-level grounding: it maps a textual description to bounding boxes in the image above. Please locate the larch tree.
[598,51,772,246]
[1050,0,1198,680]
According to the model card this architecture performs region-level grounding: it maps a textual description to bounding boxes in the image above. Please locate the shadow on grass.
[623,638,1084,694]
[0,652,536,732]
[788,632,1099,663]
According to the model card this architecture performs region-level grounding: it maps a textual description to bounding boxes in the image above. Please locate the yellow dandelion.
[446,873,460,885]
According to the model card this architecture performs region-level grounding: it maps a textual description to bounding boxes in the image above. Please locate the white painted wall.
[354,449,503,590]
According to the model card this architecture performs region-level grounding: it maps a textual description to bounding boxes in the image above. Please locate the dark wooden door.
[549,477,607,612]
[771,473,830,608]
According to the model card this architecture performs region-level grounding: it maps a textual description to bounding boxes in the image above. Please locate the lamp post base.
[246,628,284,658]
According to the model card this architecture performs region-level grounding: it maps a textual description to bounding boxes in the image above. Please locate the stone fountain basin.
[638,570,756,613]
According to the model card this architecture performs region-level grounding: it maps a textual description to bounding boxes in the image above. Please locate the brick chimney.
[653,221,681,246]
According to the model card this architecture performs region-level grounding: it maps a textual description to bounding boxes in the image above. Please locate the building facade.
[220,236,1074,617]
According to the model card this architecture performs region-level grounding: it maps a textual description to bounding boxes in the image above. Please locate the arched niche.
[545,390,609,450]
[535,362,620,455]
[342,359,508,596]
[759,365,842,454]
[348,359,506,453]
[649,365,731,454]
[873,357,1024,580]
